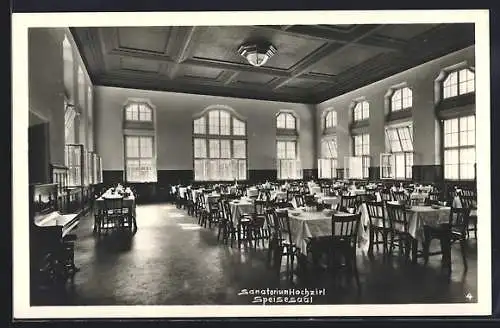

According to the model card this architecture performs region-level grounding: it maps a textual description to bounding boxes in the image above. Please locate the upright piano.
[30,183,80,289]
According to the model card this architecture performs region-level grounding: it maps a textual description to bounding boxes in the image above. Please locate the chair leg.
[368,228,374,256]
[460,239,468,271]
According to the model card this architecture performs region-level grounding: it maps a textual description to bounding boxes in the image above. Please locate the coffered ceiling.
[71,23,474,104]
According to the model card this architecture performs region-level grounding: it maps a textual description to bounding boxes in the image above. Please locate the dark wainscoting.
[303,169,318,181]
[157,170,194,186]
[369,166,380,180]
[102,170,124,186]
[412,165,443,184]
[248,169,277,183]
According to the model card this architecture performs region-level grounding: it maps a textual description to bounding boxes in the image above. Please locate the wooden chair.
[269,209,300,280]
[422,207,470,273]
[102,197,124,233]
[386,202,419,263]
[338,195,358,213]
[366,201,391,256]
[460,194,477,239]
[328,213,361,288]
[392,191,408,202]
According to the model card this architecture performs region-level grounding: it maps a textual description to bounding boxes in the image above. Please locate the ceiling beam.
[223,71,240,85]
[168,26,198,79]
[272,24,388,90]
[256,24,405,51]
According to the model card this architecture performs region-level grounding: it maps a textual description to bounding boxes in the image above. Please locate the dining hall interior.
[27,23,480,306]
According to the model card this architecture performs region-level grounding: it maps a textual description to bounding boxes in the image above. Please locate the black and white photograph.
[12,10,491,318]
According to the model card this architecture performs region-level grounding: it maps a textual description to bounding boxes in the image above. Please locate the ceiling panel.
[177,65,223,80]
[233,72,275,85]
[310,43,389,76]
[191,26,327,70]
[71,23,475,104]
[117,27,171,54]
[374,24,438,40]
[120,57,160,73]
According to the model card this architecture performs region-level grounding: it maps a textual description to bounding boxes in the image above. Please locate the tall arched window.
[352,100,369,121]
[123,101,157,183]
[276,111,301,180]
[318,137,337,179]
[276,112,296,130]
[324,110,337,129]
[442,67,475,99]
[193,108,247,181]
[390,86,412,112]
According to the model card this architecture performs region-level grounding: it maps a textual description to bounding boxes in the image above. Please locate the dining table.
[386,201,451,242]
[94,187,137,230]
[282,207,369,256]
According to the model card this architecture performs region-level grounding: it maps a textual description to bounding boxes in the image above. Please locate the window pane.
[194,138,206,158]
[220,111,230,135]
[286,141,296,159]
[233,118,246,136]
[209,111,219,135]
[139,105,152,121]
[140,137,153,158]
[126,136,139,157]
[363,102,370,119]
[209,140,220,158]
[286,114,296,130]
[395,153,405,179]
[194,117,206,134]
[405,152,413,179]
[194,159,207,180]
[220,139,231,158]
[277,141,286,159]
[233,140,246,158]
[277,114,286,129]
[238,160,247,180]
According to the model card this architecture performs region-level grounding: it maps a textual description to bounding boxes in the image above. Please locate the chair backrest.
[254,199,268,215]
[265,208,277,236]
[258,190,271,202]
[392,191,408,202]
[339,195,358,213]
[366,201,389,229]
[274,210,293,244]
[380,189,392,201]
[103,197,124,214]
[428,191,441,202]
[304,195,317,207]
[275,200,294,209]
[448,206,471,238]
[207,197,219,211]
[294,194,305,207]
[460,194,477,210]
[222,200,233,224]
[331,213,360,247]
[386,203,409,233]
[461,189,477,198]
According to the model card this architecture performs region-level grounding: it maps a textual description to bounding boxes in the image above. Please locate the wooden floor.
[32,203,478,306]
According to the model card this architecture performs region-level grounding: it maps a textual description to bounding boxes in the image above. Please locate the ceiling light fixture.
[237,42,277,67]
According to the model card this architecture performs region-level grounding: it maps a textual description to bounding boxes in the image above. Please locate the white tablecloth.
[229,200,255,224]
[285,208,369,255]
[270,191,287,200]
[315,195,340,209]
[95,192,136,217]
[310,186,322,195]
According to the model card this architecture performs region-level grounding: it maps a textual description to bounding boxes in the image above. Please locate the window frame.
[276,112,297,130]
[124,102,154,122]
[390,86,413,112]
[381,125,414,179]
[442,115,476,181]
[442,67,475,100]
[276,139,302,180]
[319,136,337,179]
[193,109,248,182]
[324,110,337,129]
[124,135,157,183]
[352,133,370,179]
[352,100,370,122]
